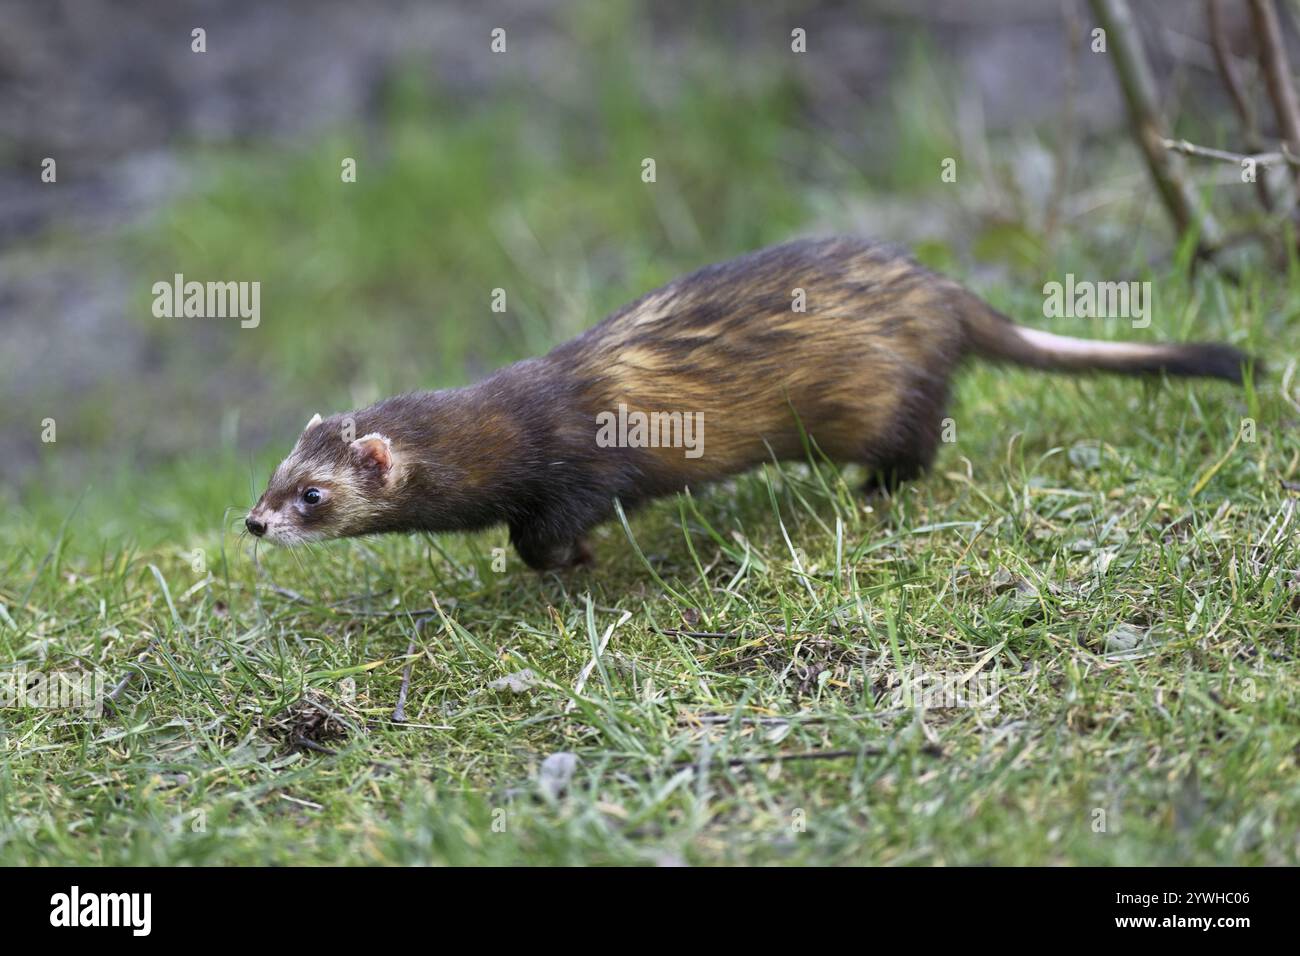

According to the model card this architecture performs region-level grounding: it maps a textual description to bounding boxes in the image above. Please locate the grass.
[2,12,1299,865]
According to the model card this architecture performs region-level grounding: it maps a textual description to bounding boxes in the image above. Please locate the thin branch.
[1208,2,1259,131]
[1047,0,1085,237]
[1162,136,1299,167]
[658,628,745,639]
[669,743,945,772]
[1248,0,1300,191]
[1088,0,1224,254]
[291,737,338,755]
[679,708,909,727]
[103,636,161,715]
[1208,0,1276,210]
[391,638,417,723]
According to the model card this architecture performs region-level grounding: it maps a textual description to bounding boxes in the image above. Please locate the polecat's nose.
[245,516,266,537]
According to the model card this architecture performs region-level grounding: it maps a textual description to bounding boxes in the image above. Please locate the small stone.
[487,669,539,693]
[538,751,579,799]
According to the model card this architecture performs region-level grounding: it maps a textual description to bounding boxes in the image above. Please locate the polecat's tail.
[963,301,1252,384]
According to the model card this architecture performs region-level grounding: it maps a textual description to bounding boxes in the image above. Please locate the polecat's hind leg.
[509,521,594,571]
[861,457,930,496]
[859,390,947,496]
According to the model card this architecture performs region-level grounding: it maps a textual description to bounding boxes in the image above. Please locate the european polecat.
[245,237,1249,569]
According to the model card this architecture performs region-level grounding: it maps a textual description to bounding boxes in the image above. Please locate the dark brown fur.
[247,237,1251,569]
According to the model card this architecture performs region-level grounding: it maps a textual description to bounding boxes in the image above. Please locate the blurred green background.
[5,0,1265,547]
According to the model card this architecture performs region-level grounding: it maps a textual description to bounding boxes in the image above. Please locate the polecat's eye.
[302,488,322,505]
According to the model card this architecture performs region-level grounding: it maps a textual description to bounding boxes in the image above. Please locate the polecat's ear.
[304,412,323,433]
[350,433,394,480]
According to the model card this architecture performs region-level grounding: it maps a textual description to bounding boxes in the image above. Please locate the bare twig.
[103,636,161,714]
[1089,0,1224,255]
[328,606,442,619]
[291,737,338,755]
[329,589,393,607]
[1208,0,1260,134]
[1208,0,1276,210]
[104,668,140,712]
[392,638,417,722]
[658,628,744,640]
[1047,0,1085,238]
[1162,137,1299,167]
[669,743,944,772]
[679,708,909,727]
[268,584,309,604]
[706,748,870,767]
[1249,0,1300,192]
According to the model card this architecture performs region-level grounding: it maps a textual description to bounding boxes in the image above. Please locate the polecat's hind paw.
[511,525,595,572]
[530,539,595,572]
[569,538,595,568]
[861,470,917,498]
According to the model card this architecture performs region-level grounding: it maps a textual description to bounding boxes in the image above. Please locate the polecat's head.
[245,412,401,545]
